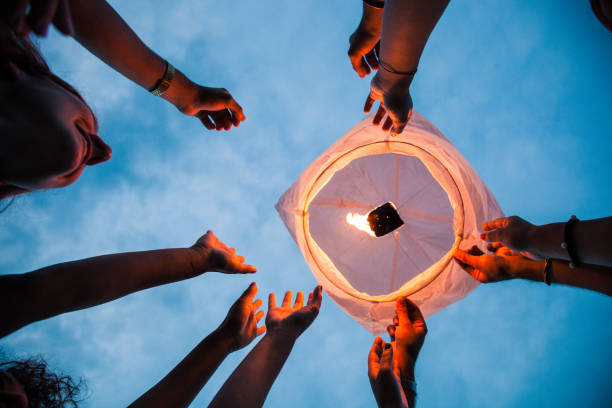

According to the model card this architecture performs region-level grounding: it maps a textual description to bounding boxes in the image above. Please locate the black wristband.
[562,215,581,268]
[364,0,385,9]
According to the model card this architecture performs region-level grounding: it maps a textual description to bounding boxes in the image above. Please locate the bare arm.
[128,283,265,408]
[66,0,244,129]
[481,216,612,267]
[209,286,323,408]
[454,245,612,297]
[0,231,255,338]
[366,0,450,134]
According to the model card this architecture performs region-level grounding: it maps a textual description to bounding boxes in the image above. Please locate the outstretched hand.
[265,285,323,341]
[386,298,427,377]
[368,337,405,408]
[190,230,256,275]
[218,283,266,351]
[2,0,74,37]
[453,244,534,283]
[365,72,414,136]
[174,85,246,131]
[480,216,535,253]
[348,29,380,78]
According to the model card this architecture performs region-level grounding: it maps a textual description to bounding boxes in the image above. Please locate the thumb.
[380,343,394,371]
[396,297,411,324]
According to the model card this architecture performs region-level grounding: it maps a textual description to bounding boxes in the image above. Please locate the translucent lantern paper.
[275,112,503,334]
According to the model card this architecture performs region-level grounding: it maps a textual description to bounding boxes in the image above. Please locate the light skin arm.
[365,0,450,135]
[128,283,265,408]
[481,216,612,267]
[454,244,612,297]
[0,231,255,338]
[208,286,323,408]
[64,0,245,130]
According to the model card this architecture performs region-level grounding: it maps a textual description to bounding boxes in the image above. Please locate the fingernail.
[480,233,485,239]
[384,343,391,350]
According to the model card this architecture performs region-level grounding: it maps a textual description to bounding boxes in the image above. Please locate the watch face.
[367,202,404,237]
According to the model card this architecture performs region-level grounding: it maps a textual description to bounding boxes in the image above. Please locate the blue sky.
[1,0,611,406]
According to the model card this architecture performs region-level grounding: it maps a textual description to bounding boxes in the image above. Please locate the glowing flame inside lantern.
[346,212,375,237]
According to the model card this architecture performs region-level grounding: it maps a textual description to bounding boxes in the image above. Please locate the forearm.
[67,0,194,109]
[208,333,295,408]
[0,247,198,337]
[129,328,233,408]
[379,0,450,73]
[514,259,612,297]
[360,1,384,34]
[526,217,612,266]
[396,358,416,408]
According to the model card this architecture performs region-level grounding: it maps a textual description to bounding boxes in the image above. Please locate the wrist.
[209,327,237,353]
[161,69,197,113]
[512,258,544,282]
[372,70,413,96]
[264,329,299,346]
[397,355,416,381]
[360,5,383,34]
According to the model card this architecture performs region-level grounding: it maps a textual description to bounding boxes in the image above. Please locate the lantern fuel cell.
[367,202,404,237]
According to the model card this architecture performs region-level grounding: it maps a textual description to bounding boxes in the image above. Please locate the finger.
[310,285,323,308]
[453,249,480,269]
[365,49,379,71]
[257,326,266,336]
[382,116,393,132]
[268,293,277,310]
[237,263,257,274]
[364,93,376,113]
[390,108,409,136]
[393,314,399,326]
[237,255,245,263]
[374,41,380,58]
[373,105,386,125]
[230,248,237,254]
[52,0,74,36]
[226,97,246,123]
[281,291,293,308]
[27,0,59,36]
[369,336,384,360]
[396,297,411,324]
[239,282,257,302]
[482,217,508,232]
[252,298,263,310]
[386,324,396,341]
[307,292,313,305]
[211,110,229,131]
[467,245,484,256]
[404,298,426,327]
[380,343,394,371]
[293,291,304,310]
[487,242,504,252]
[255,310,265,322]
[196,112,216,130]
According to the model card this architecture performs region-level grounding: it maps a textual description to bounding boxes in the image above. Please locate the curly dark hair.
[0,357,86,408]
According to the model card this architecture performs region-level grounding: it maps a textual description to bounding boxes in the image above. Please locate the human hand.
[386,298,427,381]
[189,230,256,275]
[368,337,405,408]
[453,244,540,283]
[481,216,535,253]
[365,72,414,136]
[217,282,266,351]
[173,84,246,131]
[348,27,380,78]
[2,0,74,37]
[265,285,323,341]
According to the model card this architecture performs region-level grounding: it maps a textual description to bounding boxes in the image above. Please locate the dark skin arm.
[454,244,612,297]
[0,231,255,338]
[208,286,323,408]
[481,216,612,267]
[365,0,450,135]
[128,283,265,408]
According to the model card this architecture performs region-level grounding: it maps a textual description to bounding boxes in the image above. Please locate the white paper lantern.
[276,112,503,333]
